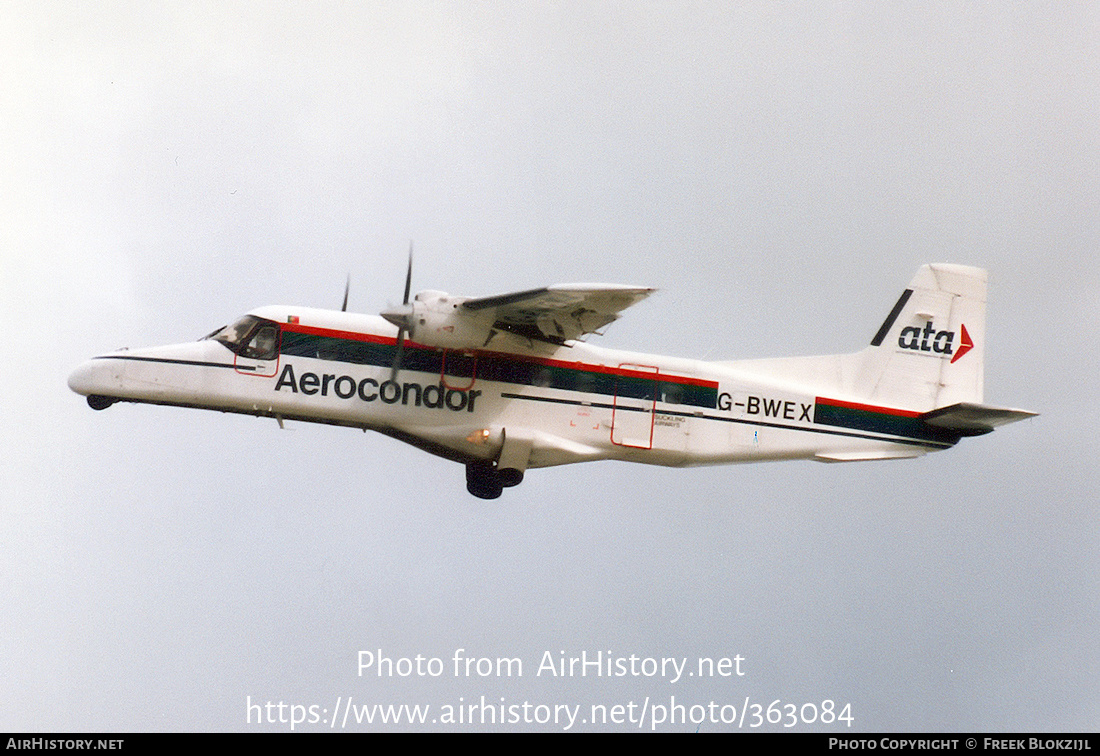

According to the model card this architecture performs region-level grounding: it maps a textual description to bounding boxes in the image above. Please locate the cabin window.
[661,383,683,405]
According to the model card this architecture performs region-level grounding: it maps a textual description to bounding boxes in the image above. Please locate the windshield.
[206,315,279,360]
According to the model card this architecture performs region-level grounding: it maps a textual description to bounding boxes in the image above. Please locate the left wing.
[461,283,655,343]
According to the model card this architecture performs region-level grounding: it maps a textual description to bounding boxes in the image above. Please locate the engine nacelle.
[406,291,496,351]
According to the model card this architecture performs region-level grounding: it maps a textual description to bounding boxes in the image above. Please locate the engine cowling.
[387,291,496,351]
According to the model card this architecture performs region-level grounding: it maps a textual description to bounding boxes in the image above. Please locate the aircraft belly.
[489,384,693,468]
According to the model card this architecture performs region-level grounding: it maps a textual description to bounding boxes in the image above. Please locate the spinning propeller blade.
[379,243,415,380]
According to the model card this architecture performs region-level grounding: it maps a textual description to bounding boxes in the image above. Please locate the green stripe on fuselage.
[814,402,958,446]
[278,330,717,409]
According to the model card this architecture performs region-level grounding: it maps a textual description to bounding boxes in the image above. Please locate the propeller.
[380,242,415,379]
[341,274,350,312]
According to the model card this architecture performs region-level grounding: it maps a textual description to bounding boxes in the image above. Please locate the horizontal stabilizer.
[921,402,1038,437]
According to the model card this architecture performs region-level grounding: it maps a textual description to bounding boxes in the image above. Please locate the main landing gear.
[465,461,524,500]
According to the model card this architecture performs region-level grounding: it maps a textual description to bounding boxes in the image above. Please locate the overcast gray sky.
[2,1,1097,732]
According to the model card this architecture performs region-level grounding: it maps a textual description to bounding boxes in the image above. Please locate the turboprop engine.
[381,290,497,351]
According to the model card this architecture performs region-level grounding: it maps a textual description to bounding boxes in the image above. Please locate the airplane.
[68,260,1035,498]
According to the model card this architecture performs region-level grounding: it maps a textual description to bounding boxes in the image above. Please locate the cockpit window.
[241,325,278,359]
[206,315,279,360]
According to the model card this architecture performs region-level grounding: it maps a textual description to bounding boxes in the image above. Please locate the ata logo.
[898,322,973,364]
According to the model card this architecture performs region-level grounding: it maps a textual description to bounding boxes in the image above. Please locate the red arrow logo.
[951,323,974,364]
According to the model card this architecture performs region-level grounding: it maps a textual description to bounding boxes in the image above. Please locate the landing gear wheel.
[87,395,115,411]
[497,468,524,488]
[466,461,504,500]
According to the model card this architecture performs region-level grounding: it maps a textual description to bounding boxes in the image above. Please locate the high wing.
[460,283,655,343]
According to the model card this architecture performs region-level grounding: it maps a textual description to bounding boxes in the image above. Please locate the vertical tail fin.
[854,264,986,411]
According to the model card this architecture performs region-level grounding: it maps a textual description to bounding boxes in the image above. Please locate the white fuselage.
[68,304,957,472]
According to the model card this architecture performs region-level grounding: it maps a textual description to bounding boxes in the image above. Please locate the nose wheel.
[87,395,116,410]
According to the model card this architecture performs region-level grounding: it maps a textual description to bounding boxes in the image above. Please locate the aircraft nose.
[68,357,123,402]
[68,359,100,396]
